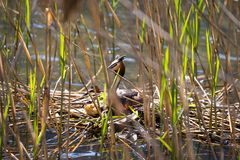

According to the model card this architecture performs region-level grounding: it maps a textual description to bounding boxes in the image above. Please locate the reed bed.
[1,75,240,159]
[1,0,240,159]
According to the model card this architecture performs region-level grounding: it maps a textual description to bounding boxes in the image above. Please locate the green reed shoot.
[29,68,36,115]
[100,109,110,148]
[139,19,146,45]
[206,28,219,99]
[193,1,206,48]
[29,67,39,158]
[159,131,172,152]
[171,80,178,125]
[190,1,205,76]
[179,6,192,44]
[59,27,66,79]
[206,29,218,129]
[206,30,212,75]
[0,94,10,159]
[191,42,196,77]
[112,0,119,10]
[58,24,66,155]
[174,0,182,23]
[160,20,172,113]
[178,4,191,80]
[100,84,109,148]
[24,0,31,87]
[160,46,169,112]
[213,55,220,96]
[25,0,30,30]
[213,53,220,129]
[193,8,199,49]
[182,37,190,80]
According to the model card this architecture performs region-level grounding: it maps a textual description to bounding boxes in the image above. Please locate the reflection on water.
[31,54,60,61]
[219,52,239,61]
[61,151,101,160]
[193,140,236,160]
[43,127,236,160]
[58,139,235,160]
[32,23,46,29]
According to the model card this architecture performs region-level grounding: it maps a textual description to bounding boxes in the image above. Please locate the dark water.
[59,140,235,160]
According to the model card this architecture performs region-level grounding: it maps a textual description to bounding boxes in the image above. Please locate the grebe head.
[108,55,126,77]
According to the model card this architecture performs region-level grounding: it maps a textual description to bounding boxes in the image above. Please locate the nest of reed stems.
[4,75,240,150]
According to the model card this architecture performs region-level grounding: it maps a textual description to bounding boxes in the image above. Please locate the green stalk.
[191,41,195,76]
[179,6,192,44]
[160,46,169,111]
[171,80,177,125]
[100,84,109,152]
[29,68,36,115]
[0,94,10,159]
[206,30,215,129]
[206,30,212,75]
[58,25,66,156]
[193,5,199,47]
[191,0,205,76]
[29,68,38,158]
[213,55,220,96]
[25,0,31,86]
[182,37,190,81]
[213,54,220,128]
[25,0,30,30]
[159,132,172,152]
[160,20,172,112]
[174,0,181,23]
[139,18,146,45]
[59,27,66,79]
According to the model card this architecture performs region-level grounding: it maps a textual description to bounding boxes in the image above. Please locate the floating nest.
[3,77,240,154]
[185,84,240,145]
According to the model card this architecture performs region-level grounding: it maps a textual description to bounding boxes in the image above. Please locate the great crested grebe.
[84,55,142,117]
[108,55,126,91]
[108,55,142,114]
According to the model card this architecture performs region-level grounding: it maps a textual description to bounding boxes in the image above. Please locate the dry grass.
[0,0,240,159]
